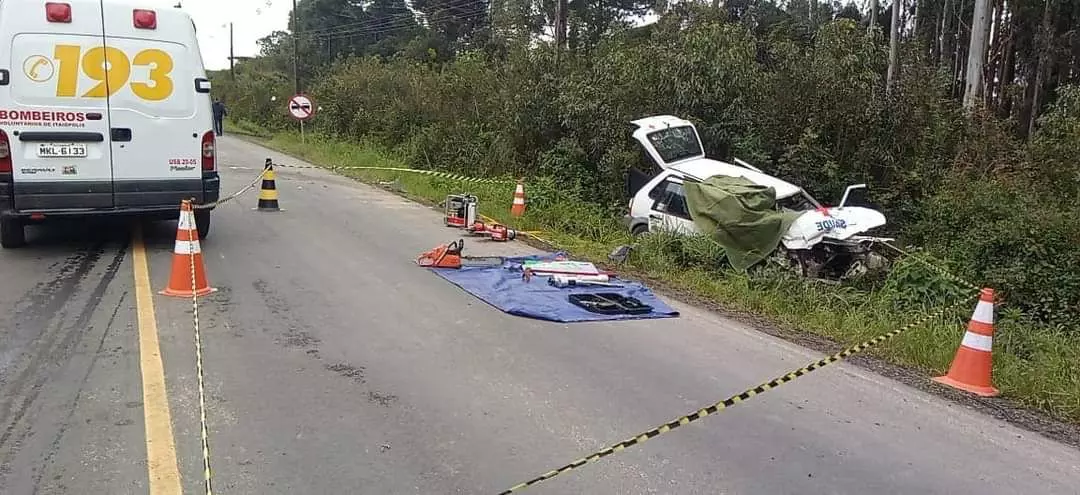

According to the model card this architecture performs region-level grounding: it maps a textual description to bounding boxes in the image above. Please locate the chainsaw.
[415,239,505,269]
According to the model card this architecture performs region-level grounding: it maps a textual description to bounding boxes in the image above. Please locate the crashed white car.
[622,115,893,279]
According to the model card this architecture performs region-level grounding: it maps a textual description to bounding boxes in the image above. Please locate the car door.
[101,3,204,207]
[3,0,115,210]
[647,176,698,235]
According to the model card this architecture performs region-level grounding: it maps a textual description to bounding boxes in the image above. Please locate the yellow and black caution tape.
[193,166,268,211]
[275,162,518,185]
[496,294,977,494]
[184,163,271,494]
[185,216,214,494]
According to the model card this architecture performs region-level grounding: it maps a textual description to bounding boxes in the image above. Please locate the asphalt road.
[1,135,1078,495]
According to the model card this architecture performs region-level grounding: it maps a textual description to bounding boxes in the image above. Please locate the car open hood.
[781,206,887,250]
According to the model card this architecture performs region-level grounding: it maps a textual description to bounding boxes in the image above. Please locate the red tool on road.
[445,194,478,228]
[467,221,489,235]
[416,239,504,269]
[465,220,517,242]
[488,224,517,242]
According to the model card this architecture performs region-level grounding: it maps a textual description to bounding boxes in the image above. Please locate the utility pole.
[291,0,300,94]
[229,22,235,80]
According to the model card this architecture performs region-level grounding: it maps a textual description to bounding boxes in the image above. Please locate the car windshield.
[646,125,703,163]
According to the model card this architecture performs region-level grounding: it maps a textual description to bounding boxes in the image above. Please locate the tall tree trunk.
[940,0,953,70]
[1018,41,1039,137]
[887,0,901,95]
[964,0,992,110]
[997,6,1017,118]
[984,0,1004,108]
[869,0,879,33]
[553,0,567,56]
[951,0,968,97]
[1072,26,1080,83]
[913,0,920,40]
[1028,0,1057,137]
[955,32,970,99]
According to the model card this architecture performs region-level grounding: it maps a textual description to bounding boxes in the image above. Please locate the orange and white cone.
[510,179,526,218]
[160,200,216,298]
[932,288,999,397]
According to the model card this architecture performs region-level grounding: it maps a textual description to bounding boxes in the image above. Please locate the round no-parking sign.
[288,94,316,121]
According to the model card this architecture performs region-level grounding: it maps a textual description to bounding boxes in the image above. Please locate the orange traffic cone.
[160,200,216,298]
[932,288,999,397]
[510,179,526,217]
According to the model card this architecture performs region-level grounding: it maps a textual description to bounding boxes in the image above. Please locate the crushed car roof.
[670,159,803,199]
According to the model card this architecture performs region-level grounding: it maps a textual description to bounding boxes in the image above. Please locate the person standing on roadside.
[212,98,228,136]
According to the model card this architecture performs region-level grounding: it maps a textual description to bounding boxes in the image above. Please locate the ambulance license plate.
[37,143,87,158]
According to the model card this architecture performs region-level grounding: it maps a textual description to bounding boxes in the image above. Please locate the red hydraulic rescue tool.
[415,239,505,269]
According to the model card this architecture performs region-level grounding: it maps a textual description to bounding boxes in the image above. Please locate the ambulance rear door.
[100,1,209,208]
[2,0,116,210]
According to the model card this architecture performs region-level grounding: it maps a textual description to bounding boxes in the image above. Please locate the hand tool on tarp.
[415,239,505,269]
[547,274,625,289]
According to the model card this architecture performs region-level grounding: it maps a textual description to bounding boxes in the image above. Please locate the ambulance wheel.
[195,210,211,240]
[1,218,26,249]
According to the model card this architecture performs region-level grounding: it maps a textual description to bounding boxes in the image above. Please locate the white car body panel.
[781,206,888,250]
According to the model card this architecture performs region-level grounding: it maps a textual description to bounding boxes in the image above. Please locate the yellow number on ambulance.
[51,44,175,101]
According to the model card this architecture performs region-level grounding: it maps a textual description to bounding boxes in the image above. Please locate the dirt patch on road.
[368,391,398,407]
[326,363,366,384]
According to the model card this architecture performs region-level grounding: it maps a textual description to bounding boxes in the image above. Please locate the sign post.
[287,93,316,144]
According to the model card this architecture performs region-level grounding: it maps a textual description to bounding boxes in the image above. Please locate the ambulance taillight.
[201,131,216,171]
[0,131,12,174]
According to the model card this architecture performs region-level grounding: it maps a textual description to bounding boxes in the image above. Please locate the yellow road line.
[132,226,183,494]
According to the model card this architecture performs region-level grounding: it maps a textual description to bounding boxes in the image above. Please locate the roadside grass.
[225,118,274,139]
[237,124,1080,424]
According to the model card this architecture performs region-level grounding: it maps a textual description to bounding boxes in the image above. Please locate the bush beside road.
[230,123,1080,429]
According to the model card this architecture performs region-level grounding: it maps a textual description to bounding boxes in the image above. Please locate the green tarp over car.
[683,175,801,271]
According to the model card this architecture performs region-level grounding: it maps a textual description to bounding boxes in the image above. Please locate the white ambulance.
[0,0,220,248]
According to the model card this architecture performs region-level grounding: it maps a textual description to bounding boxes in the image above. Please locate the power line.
[304,0,485,35]
[306,6,490,41]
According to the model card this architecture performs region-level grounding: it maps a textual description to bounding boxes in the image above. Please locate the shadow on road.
[2,217,181,256]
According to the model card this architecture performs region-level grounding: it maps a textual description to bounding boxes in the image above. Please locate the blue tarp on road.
[429,252,680,323]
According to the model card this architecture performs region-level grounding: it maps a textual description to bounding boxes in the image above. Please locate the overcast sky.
[178,0,292,71]
[175,0,658,72]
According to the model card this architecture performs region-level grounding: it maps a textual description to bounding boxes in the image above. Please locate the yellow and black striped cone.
[257,160,280,212]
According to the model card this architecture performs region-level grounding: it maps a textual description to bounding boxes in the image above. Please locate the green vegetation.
[213,0,1080,422]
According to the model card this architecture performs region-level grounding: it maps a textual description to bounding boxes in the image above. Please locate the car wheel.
[631,223,649,237]
[1,218,26,249]
[194,210,210,240]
